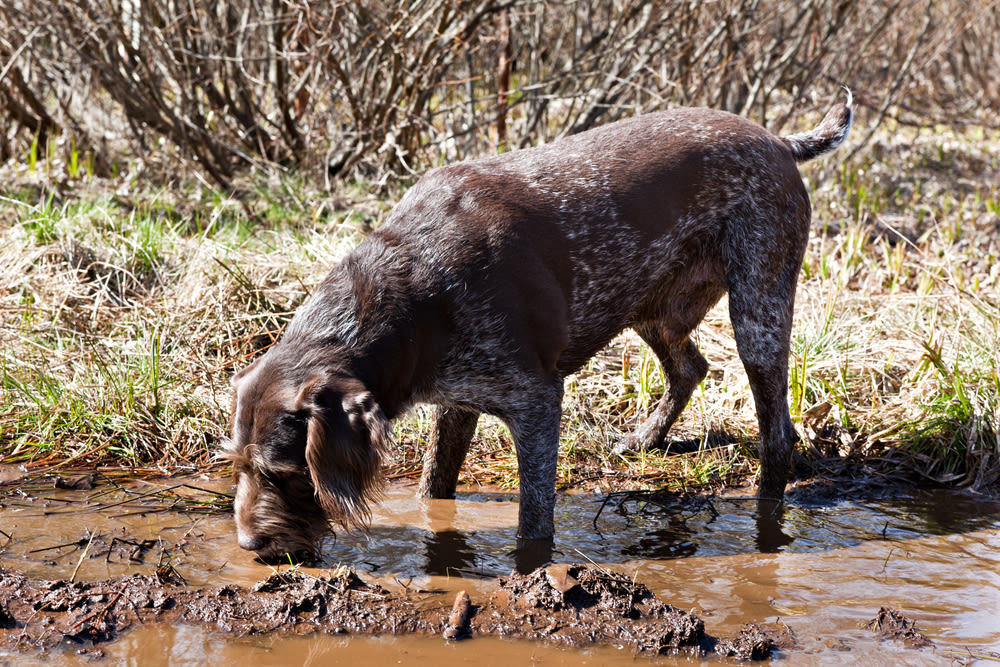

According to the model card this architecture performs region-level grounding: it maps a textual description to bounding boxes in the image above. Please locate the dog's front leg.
[419,405,481,498]
[503,379,563,543]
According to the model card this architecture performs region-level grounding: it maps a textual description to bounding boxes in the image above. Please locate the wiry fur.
[224,344,391,561]
[226,91,853,561]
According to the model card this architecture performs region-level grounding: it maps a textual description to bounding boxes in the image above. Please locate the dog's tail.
[782,88,853,162]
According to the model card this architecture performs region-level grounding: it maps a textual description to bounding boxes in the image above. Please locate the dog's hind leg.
[614,324,709,455]
[419,406,480,498]
[727,247,803,502]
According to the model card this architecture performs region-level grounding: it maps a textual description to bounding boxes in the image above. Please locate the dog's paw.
[612,434,644,456]
[614,435,700,456]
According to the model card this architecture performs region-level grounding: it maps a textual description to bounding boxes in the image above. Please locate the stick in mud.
[443,590,472,640]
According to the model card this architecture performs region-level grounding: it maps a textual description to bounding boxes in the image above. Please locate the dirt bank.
[0,564,785,661]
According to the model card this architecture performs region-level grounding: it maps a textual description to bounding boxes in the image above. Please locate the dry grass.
[1,122,998,496]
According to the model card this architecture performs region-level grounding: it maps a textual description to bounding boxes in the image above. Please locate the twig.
[881,547,895,572]
[942,648,1000,663]
[28,538,90,554]
[0,26,40,85]
[571,548,614,577]
[442,590,472,640]
[70,531,97,583]
[44,483,186,515]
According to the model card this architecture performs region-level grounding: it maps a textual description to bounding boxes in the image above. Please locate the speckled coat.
[225,94,853,563]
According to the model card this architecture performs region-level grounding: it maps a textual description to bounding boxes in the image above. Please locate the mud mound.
[0,567,431,651]
[482,564,706,655]
[0,565,778,659]
[715,623,791,660]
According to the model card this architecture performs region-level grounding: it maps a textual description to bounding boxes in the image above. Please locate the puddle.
[10,628,673,666]
[1,476,998,664]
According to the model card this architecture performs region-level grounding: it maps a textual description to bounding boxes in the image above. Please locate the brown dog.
[224,93,853,562]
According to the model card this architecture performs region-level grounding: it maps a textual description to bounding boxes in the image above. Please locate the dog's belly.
[555,254,726,375]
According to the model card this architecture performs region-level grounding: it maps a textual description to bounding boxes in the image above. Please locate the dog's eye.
[271,413,309,453]
[277,413,308,439]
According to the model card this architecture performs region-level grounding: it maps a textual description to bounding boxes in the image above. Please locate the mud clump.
[863,607,934,648]
[0,566,431,650]
[484,564,708,655]
[0,564,775,659]
[715,623,788,660]
[1,571,164,649]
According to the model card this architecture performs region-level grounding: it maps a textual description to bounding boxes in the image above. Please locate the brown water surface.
[1,475,998,664]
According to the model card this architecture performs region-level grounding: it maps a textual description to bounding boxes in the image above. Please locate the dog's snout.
[237,532,265,552]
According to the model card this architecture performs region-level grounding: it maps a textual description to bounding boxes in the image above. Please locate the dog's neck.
[283,235,450,418]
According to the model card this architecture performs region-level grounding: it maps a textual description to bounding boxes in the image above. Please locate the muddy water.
[1,477,999,664]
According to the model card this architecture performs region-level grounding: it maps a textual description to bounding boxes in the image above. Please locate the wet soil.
[0,564,783,660]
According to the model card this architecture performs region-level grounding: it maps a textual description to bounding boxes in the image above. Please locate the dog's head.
[222,350,391,562]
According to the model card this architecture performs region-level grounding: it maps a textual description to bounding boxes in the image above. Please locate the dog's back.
[353,108,823,395]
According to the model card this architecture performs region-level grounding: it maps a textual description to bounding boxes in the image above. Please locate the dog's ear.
[231,356,262,389]
[297,374,390,530]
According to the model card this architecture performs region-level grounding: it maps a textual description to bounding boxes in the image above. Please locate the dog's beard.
[235,476,331,563]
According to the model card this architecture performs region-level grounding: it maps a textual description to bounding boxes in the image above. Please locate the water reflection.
[2,481,998,592]
[3,482,1000,665]
[592,490,1000,563]
[754,499,794,553]
[619,514,699,561]
[313,487,1000,577]
[422,529,478,576]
